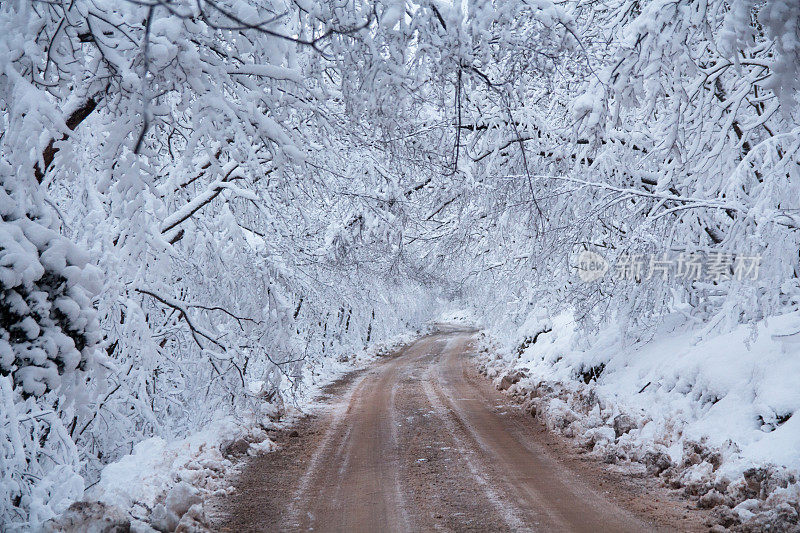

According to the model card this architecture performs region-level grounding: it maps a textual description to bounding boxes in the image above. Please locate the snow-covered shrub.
[0,174,101,526]
[0,185,100,397]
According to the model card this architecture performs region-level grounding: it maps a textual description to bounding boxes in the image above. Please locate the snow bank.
[480,310,800,531]
[44,417,274,532]
[92,420,269,528]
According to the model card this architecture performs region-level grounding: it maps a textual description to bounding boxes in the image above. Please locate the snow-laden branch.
[495,174,800,231]
[135,288,226,351]
[160,163,243,236]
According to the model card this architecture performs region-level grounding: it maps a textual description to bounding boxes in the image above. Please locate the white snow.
[86,417,271,530]
[436,308,481,328]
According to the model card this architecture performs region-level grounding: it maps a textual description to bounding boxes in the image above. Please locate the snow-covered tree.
[1,0,798,526]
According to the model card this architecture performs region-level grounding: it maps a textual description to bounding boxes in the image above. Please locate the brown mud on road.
[210,329,712,532]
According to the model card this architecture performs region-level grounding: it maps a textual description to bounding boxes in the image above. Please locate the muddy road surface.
[212,329,709,532]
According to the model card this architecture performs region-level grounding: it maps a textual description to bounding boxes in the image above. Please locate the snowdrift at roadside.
[44,418,274,532]
[480,310,800,531]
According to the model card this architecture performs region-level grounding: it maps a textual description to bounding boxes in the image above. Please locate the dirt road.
[214,329,708,532]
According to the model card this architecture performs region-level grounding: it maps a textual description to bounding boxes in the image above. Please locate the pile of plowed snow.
[43,419,275,532]
[480,311,800,531]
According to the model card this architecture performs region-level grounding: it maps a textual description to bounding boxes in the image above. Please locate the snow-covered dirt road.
[213,329,710,532]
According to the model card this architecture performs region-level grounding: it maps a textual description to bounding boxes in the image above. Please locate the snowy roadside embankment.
[480,311,800,531]
[46,419,274,532]
[44,332,419,532]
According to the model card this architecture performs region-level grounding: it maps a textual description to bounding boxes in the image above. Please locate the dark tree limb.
[34,98,98,183]
[136,288,226,351]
